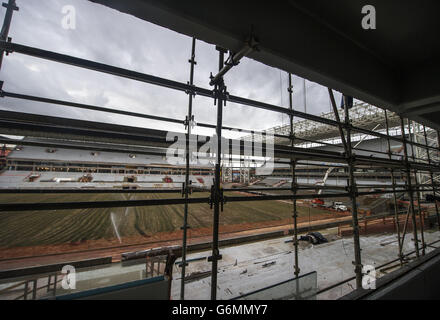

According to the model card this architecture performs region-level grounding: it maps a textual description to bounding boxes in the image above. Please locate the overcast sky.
[0,0,345,138]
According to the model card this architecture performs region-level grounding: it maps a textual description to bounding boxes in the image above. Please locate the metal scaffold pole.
[180,37,196,300]
[423,125,440,231]
[288,73,300,279]
[209,47,227,300]
[343,95,363,289]
[328,89,362,288]
[384,110,403,264]
[0,0,18,69]
[407,119,426,255]
[438,130,440,159]
[400,117,420,258]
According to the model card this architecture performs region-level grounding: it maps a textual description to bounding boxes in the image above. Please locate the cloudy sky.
[0,0,345,139]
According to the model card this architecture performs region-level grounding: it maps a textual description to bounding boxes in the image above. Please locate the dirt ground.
[0,200,353,270]
[0,210,356,270]
[0,191,357,269]
[0,192,346,248]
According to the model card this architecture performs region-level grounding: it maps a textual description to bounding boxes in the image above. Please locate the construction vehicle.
[333,202,347,211]
[312,167,335,206]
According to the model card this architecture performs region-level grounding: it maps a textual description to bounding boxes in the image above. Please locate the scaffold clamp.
[208,249,222,262]
[184,115,196,130]
[182,181,193,197]
[353,261,363,273]
[209,184,226,211]
[224,50,240,68]
[220,188,226,212]
[185,82,196,97]
[294,266,301,275]
[188,57,197,65]
[289,133,296,143]
[209,185,214,209]
[212,82,229,107]
[2,1,18,11]
[348,185,358,195]
[3,37,13,56]
[177,262,189,268]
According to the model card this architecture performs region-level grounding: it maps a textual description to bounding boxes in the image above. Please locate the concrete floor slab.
[171,229,440,300]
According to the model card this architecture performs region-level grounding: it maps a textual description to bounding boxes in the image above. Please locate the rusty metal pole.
[180,37,196,300]
[400,117,420,258]
[288,73,300,279]
[384,110,403,264]
[328,89,362,288]
[407,119,426,255]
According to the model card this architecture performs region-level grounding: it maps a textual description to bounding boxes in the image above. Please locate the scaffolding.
[246,102,407,146]
[1,0,440,300]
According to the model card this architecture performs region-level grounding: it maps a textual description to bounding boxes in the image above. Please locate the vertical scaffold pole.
[407,119,426,255]
[423,125,440,231]
[328,89,362,288]
[400,117,420,258]
[180,37,196,300]
[438,130,440,160]
[384,110,403,264]
[437,129,440,227]
[0,0,18,69]
[210,47,226,300]
[288,73,300,279]
[343,96,362,289]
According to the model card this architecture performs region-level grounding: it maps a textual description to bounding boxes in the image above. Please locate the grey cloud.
[0,0,346,137]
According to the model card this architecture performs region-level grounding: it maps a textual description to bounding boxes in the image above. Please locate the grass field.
[0,192,329,248]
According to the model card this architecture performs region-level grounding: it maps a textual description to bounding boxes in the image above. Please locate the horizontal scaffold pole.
[0,188,431,212]
[1,41,436,154]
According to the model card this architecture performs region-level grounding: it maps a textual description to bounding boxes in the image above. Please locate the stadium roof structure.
[7,144,171,167]
[1,109,436,172]
[244,102,402,144]
[90,0,440,131]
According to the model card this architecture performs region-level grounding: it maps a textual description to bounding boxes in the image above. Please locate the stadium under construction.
[1,0,440,300]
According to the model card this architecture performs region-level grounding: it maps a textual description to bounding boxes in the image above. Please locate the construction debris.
[262,261,276,268]
[299,232,328,245]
